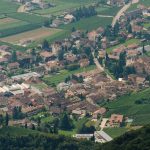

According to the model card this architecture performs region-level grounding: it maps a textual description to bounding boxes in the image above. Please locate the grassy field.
[0,17,28,30]
[43,65,96,86]
[104,88,150,125]
[106,38,141,53]
[104,127,128,138]
[0,126,42,136]
[33,0,100,15]
[60,16,113,31]
[1,27,62,44]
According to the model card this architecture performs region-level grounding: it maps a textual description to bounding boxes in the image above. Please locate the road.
[92,53,114,81]
[112,0,139,27]
[112,2,131,27]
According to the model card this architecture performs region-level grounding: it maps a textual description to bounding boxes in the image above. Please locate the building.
[109,114,124,127]
[73,134,93,140]
[94,130,113,143]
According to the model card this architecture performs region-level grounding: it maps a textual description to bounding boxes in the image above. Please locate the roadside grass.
[0,126,41,136]
[97,6,121,16]
[42,65,96,86]
[104,88,150,125]
[104,127,128,138]
[60,16,113,31]
[33,0,100,15]
[32,83,48,90]
[106,38,141,53]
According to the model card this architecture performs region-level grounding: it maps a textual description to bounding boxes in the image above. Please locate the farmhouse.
[64,14,75,23]
[108,114,124,127]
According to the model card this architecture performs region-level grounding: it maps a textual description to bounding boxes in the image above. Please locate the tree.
[71,27,76,32]
[59,113,73,130]
[5,113,9,126]
[31,124,35,130]
[142,42,146,54]
[12,51,17,62]
[42,40,49,50]
[0,115,4,126]
[58,49,64,61]
[113,21,120,36]
[127,24,132,33]
[12,106,24,120]
[44,19,51,27]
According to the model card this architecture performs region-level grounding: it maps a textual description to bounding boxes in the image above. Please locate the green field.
[105,88,150,125]
[61,16,113,31]
[0,126,41,136]
[33,0,100,15]
[106,38,140,53]
[96,6,121,16]
[43,65,96,86]
[0,18,28,30]
[0,0,19,15]
[104,127,128,138]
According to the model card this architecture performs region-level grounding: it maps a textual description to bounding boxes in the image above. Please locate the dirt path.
[17,5,26,13]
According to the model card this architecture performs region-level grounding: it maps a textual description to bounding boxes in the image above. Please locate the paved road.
[92,53,114,81]
[112,2,131,27]
[112,0,139,27]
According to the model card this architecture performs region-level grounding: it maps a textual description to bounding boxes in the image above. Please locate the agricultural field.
[1,27,62,44]
[104,88,150,125]
[60,16,113,31]
[0,17,28,30]
[0,0,19,15]
[33,0,100,15]
[96,6,121,16]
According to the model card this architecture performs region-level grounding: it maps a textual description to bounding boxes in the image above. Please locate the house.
[131,24,143,32]
[109,0,125,6]
[79,59,90,67]
[51,41,62,56]
[51,19,63,28]
[92,108,106,120]
[40,51,55,62]
[125,9,143,19]
[108,114,124,127]
[7,62,20,70]
[64,53,77,63]
[45,60,60,72]
[71,30,82,40]
[88,31,98,41]
[94,130,113,143]
[99,51,106,58]
[64,14,75,23]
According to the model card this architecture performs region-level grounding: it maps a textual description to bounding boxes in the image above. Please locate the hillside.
[0,125,150,150]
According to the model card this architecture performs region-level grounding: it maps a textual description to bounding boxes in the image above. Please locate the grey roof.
[96,130,113,142]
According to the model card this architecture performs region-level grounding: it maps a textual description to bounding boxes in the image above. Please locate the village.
[0,0,149,143]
